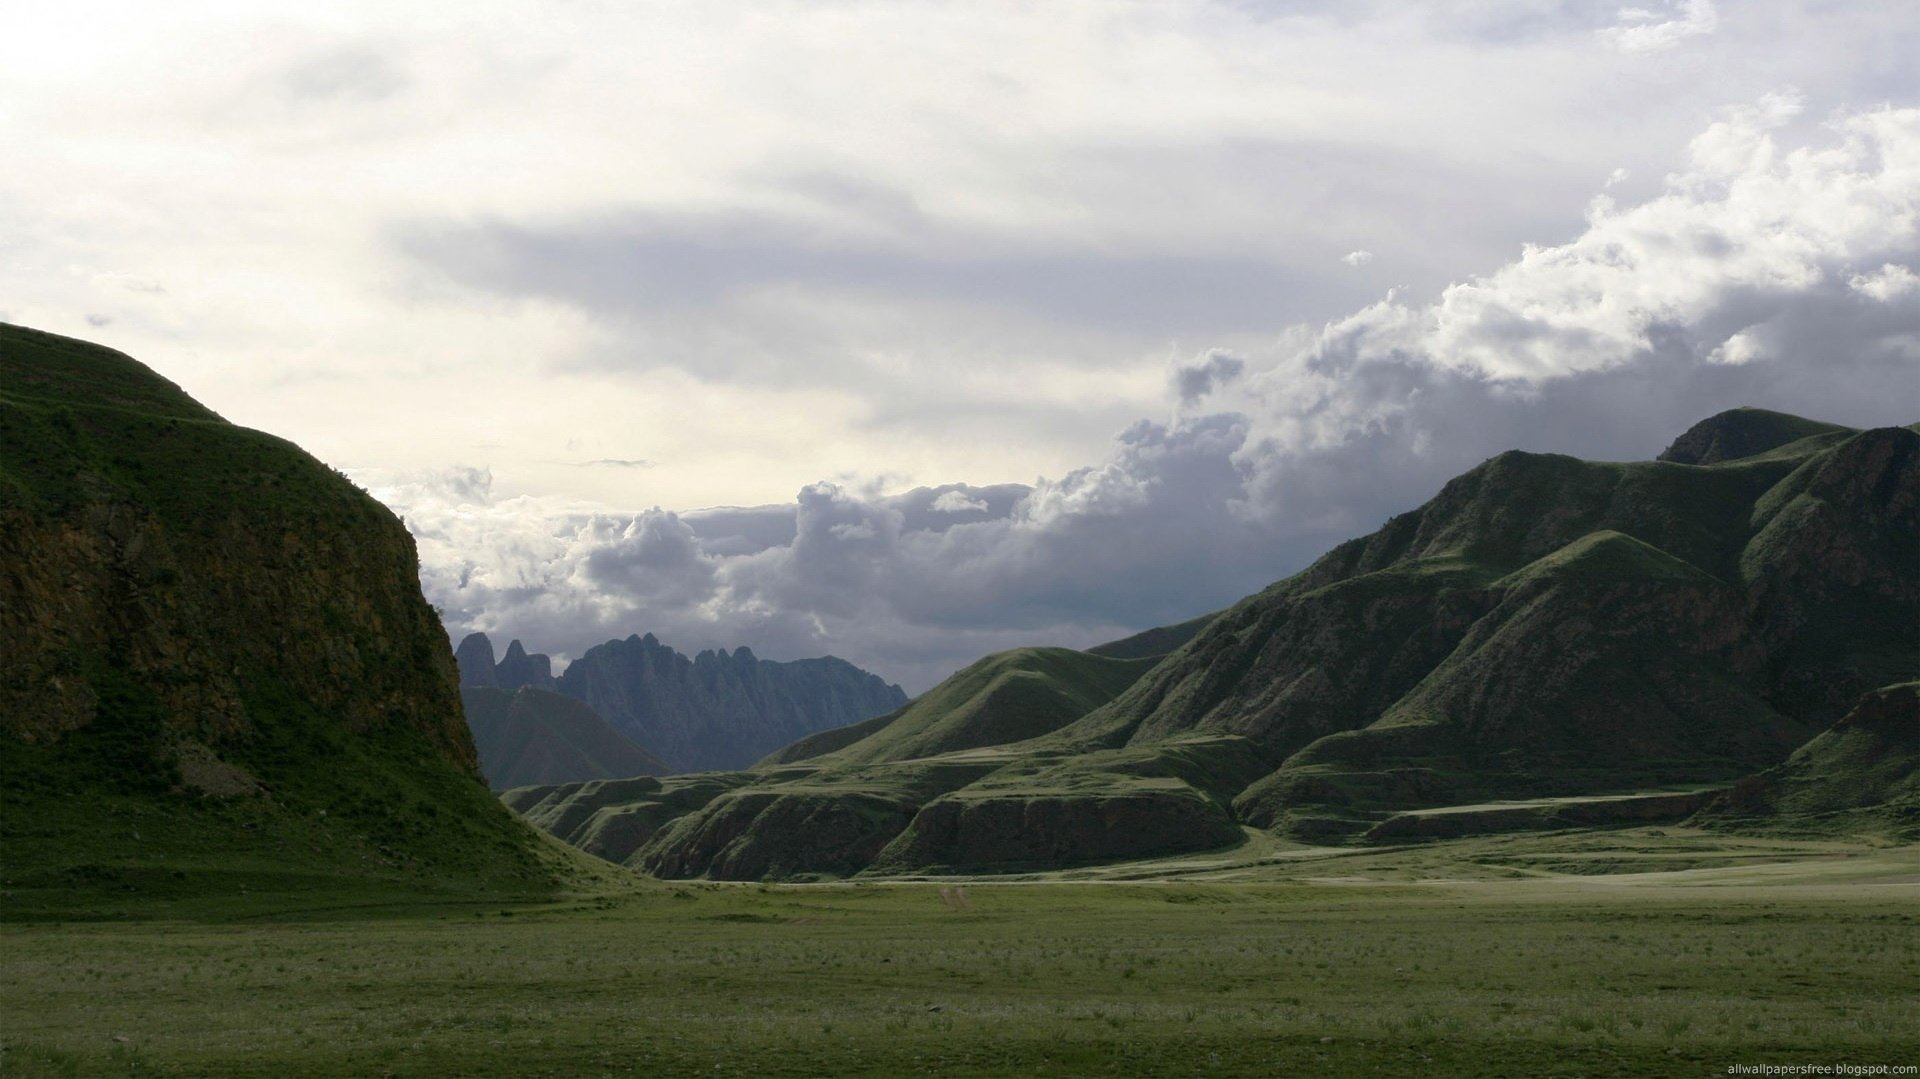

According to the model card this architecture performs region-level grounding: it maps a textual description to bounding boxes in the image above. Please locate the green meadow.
[5,830,1916,1077]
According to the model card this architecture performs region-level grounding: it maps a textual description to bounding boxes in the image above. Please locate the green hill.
[0,323,581,918]
[801,647,1160,766]
[512,406,1917,878]
[463,686,669,790]
[1696,682,1920,840]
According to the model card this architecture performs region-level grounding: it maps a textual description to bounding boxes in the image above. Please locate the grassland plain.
[4,832,1915,1078]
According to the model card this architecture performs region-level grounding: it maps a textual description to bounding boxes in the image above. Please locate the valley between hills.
[2,322,1915,1077]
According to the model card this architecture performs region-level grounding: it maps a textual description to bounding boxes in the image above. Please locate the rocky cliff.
[458,630,907,772]
[0,323,568,912]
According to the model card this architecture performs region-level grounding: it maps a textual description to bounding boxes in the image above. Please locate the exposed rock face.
[456,630,907,772]
[462,686,668,790]
[0,323,554,900]
[454,633,500,689]
[455,633,553,691]
[871,787,1242,874]
[496,639,557,691]
[554,633,908,772]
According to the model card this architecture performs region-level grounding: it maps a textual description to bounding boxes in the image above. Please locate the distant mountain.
[463,686,668,790]
[514,407,1917,880]
[0,324,569,913]
[456,631,907,772]
[456,633,555,691]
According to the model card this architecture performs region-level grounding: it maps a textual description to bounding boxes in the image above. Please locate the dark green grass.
[3,875,1916,1077]
[1,667,567,922]
[819,647,1159,765]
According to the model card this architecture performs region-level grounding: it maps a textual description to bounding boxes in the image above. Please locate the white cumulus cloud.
[1601,0,1719,54]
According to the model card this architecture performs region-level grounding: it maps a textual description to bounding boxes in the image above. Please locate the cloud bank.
[372,100,1920,691]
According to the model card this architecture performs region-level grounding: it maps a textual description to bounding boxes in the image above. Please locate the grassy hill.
[1696,682,1920,840]
[0,323,579,918]
[507,407,1916,879]
[801,647,1160,766]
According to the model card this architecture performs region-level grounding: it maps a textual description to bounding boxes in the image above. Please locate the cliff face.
[0,324,558,909]
[458,630,908,772]
[561,634,909,772]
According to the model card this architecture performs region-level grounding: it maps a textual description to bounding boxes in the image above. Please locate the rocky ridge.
[456,631,907,772]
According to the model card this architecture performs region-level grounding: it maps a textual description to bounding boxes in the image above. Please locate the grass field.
[4,831,1916,1077]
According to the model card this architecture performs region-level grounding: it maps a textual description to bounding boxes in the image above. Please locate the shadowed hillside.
[463,686,668,790]
[509,407,1917,879]
[0,323,581,916]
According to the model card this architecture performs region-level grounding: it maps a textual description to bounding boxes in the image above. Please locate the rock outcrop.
[456,630,907,772]
[555,633,907,772]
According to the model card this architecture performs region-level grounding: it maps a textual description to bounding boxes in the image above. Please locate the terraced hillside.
[513,407,1917,880]
[0,323,578,916]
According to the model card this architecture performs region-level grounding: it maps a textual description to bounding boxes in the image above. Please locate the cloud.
[1851,263,1920,302]
[577,458,653,469]
[1173,351,1247,404]
[373,97,1920,693]
[931,490,989,514]
[1601,0,1718,54]
[1341,250,1374,266]
[1300,93,1916,386]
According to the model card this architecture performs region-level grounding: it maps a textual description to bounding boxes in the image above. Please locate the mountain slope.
[513,407,1918,878]
[463,686,668,790]
[0,323,574,915]
[804,647,1160,766]
[1072,413,1915,840]
[1697,682,1920,840]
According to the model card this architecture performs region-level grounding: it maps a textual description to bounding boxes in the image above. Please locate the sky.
[5,0,1917,691]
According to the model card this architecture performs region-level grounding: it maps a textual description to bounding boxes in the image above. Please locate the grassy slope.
[1697,682,1920,841]
[1056,423,1912,838]
[814,647,1160,766]
[0,323,563,917]
[521,413,1917,877]
[3,840,1916,1077]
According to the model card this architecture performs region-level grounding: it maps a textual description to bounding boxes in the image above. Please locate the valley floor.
[3,829,1917,1078]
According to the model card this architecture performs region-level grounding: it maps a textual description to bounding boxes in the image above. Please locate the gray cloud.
[379,99,1920,694]
[394,208,1329,340]
[1175,351,1246,404]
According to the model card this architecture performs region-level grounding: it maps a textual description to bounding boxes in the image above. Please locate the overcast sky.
[6,0,1917,691]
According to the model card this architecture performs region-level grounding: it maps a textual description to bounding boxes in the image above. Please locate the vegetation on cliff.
[0,323,575,916]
